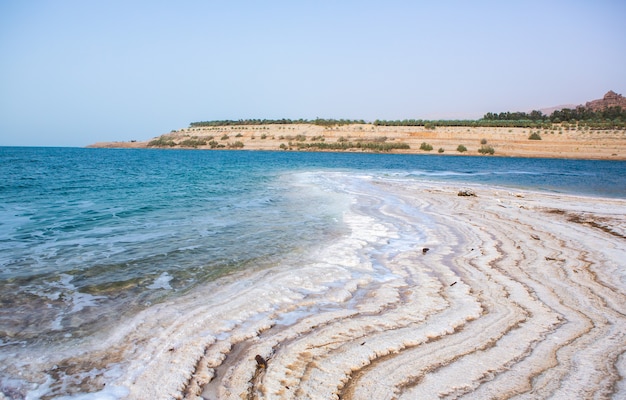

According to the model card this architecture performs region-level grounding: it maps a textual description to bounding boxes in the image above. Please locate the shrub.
[148,136,176,147]
[529,132,542,140]
[420,142,433,151]
[179,138,207,148]
[457,144,467,153]
[261,134,267,139]
[279,143,288,150]
[235,133,243,137]
[478,145,495,155]
[480,138,488,145]
[229,141,244,149]
[438,148,444,153]
[221,135,229,140]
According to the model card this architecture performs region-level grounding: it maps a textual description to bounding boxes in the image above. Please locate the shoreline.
[6,176,625,398]
[88,123,626,161]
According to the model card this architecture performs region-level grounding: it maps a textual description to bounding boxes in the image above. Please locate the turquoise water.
[0,147,625,397]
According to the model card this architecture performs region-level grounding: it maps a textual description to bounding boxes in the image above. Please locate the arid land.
[89,124,626,160]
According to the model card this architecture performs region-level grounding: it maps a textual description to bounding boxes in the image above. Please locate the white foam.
[147,272,173,290]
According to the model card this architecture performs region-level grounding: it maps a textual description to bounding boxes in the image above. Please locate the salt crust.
[11,174,626,399]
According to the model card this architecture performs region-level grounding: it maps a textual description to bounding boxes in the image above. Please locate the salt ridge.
[8,173,626,399]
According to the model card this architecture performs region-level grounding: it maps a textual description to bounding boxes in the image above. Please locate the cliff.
[585,90,626,111]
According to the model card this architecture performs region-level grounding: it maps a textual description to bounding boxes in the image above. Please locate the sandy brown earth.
[88,124,626,160]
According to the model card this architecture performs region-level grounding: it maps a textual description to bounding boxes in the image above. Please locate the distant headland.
[88,91,626,160]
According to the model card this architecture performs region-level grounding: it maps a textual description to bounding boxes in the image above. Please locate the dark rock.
[458,189,477,197]
[255,355,267,369]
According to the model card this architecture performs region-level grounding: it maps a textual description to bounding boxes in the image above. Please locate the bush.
[457,144,467,153]
[148,136,176,147]
[420,142,433,151]
[480,138,488,145]
[478,145,495,155]
[179,138,207,148]
[438,148,444,153]
[221,135,229,140]
[229,141,244,149]
[529,132,542,140]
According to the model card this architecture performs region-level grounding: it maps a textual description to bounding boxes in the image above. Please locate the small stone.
[458,189,477,197]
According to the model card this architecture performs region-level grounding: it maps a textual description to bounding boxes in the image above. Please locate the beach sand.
[4,177,624,399]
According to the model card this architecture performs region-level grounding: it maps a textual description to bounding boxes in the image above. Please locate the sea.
[1,146,625,398]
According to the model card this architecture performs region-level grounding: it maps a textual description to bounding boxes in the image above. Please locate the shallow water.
[0,147,625,398]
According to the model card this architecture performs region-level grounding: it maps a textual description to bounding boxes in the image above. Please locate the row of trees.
[190,118,366,128]
[189,106,626,131]
[285,140,410,152]
[483,106,626,122]
[373,119,552,128]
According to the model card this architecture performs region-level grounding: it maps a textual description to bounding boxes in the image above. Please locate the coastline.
[7,176,625,399]
[88,124,626,160]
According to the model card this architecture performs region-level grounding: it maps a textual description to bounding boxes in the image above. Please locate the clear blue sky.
[1,1,625,146]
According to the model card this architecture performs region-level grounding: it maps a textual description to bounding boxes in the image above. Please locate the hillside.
[88,91,626,159]
[88,123,626,160]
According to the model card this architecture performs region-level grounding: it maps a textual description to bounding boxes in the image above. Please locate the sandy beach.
[89,123,626,160]
[16,175,623,399]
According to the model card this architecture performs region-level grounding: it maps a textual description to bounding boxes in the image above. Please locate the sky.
[1,1,625,147]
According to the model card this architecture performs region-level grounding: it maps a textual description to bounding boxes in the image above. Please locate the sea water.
[1,147,625,398]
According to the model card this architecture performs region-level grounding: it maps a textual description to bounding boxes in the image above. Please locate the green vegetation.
[373,106,626,130]
[478,145,495,155]
[148,137,176,147]
[288,140,409,152]
[190,118,366,128]
[229,141,244,149]
[189,104,626,133]
[457,144,468,153]
[529,132,542,140]
[438,148,445,153]
[179,138,207,148]
[419,142,434,151]
[483,106,626,130]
